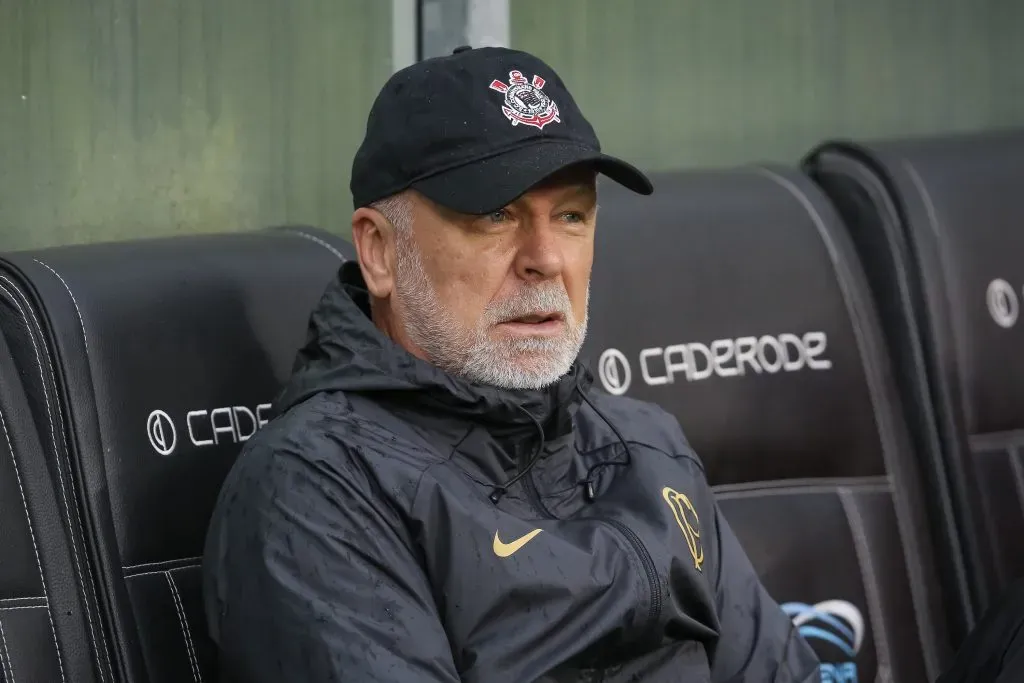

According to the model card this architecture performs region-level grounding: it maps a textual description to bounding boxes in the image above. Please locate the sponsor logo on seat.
[597,331,832,396]
[597,348,632,395]
[781,599,865,683]
[146,410,177,456]
[145,403,272,456]
[986,278,1020,329]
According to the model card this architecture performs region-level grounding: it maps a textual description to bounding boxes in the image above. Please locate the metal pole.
[419,0,509,59]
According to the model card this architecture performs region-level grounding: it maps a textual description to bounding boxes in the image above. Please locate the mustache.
[485,284,574,323]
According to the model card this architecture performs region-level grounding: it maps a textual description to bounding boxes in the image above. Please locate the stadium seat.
[804,128,1024,640]
[0,226,350,682]
[0,324,86,683]
[583,168,959,682]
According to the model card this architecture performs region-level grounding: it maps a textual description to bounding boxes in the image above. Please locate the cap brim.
[410,141,653,215]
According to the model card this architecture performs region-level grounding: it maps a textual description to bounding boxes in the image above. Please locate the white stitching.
[0,405,65,683]
[0,276,111,679]
[0,597,45,606]
[0,606,48,611]
[165,572,202,682]
[287,230,347,262]
[0,618,13,683]
[125,565,200,580]
[9,269,115,677]
[122,557,202,573]
[31,260,89,354]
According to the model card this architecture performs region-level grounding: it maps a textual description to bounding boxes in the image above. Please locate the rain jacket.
[202,261,821,682]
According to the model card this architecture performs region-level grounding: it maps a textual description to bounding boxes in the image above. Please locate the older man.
[202,46,821,682]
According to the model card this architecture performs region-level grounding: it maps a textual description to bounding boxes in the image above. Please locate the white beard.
[392,231,588,390]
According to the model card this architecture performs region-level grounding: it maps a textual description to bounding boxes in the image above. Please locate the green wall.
[0,0,392,251]
[511,0,1024,171]
[3,1,1022,251]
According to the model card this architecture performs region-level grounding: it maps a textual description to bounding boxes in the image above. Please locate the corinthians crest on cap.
[489,70,561,130]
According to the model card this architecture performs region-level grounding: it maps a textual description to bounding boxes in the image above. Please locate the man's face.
[392,169,597,390]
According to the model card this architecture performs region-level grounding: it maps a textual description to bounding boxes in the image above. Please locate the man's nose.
[513,219,565,282]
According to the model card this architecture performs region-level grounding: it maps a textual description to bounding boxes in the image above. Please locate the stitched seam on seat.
[165,572,202,683]
[16,266,115,677]
[715,479,892,500]
[32,260,89,355]
[122,557,202,573]
[0,278,107,671]
[0,597,46,606]
[0,617,13,683]
[0,275,112,679]
[713,475,891,496]
[125,564,199,580]
[969,429,1024,451]
[288,230,348,262]
[0,403,65,683]
[0,606,48,611]
[838,487,893,683]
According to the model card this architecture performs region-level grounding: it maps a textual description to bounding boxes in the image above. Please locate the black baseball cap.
[350,45,653,215]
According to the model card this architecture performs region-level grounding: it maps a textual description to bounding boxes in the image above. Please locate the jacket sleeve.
[707,500,822,683]
[208,442,461,683]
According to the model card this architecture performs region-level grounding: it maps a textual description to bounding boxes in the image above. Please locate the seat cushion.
[719,480,928,683]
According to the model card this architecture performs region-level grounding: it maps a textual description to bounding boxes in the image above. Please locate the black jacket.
[202,262,821,682]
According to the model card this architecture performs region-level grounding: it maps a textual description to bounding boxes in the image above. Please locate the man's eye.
[488,209,510,223]
[561,211,586,223]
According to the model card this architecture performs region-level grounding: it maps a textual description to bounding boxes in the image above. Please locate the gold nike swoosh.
[492,528,543,558]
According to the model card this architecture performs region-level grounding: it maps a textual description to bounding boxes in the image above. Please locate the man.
[202,46,821,682]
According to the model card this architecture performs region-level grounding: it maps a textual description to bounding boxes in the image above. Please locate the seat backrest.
[582,168,955,683]
[0,324,77,683]
[805,128,1024,634]
[0,227,350,682]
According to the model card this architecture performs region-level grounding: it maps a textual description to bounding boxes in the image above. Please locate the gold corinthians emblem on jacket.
[662,487,703,571]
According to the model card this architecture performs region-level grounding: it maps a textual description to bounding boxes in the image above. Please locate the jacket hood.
[275,261,591,433]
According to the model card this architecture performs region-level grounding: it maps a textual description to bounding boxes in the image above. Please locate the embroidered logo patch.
[663,487,703,571]
[489,70,561,130]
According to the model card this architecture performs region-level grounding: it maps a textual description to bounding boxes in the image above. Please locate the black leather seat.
[805,128,1024,640]
[0,226,350,682]
[0,324,77,683]
[583,168,957,682]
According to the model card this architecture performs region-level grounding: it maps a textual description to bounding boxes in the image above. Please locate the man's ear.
[351,206,396,299]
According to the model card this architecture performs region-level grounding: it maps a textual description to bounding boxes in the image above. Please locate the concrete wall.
[1,0,1022,250]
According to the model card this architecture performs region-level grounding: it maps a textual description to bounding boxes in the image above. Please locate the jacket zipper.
[519,446,662,633]
[602,518,662,630]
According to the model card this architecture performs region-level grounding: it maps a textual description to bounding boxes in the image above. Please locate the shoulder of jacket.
[578,390,706,472]
[255,391,439,481]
